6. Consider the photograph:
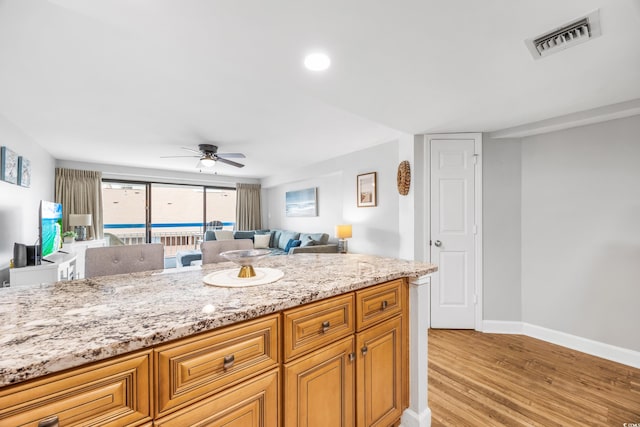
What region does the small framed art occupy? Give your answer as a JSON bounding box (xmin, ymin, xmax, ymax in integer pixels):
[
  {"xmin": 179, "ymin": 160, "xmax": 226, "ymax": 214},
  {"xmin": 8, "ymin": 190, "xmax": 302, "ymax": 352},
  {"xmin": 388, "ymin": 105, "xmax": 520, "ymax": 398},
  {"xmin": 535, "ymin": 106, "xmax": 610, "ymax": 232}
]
[
  {"xmin": 18, "ymin": 156, "xmax": 31, "ymax": 187},
  {"xmin": 1, "ymin": 146, "xmax": 19, "ymax": 184},
  {"xmin": 357, "ymin": 172, "xmax": 377, "ymax": 207}
]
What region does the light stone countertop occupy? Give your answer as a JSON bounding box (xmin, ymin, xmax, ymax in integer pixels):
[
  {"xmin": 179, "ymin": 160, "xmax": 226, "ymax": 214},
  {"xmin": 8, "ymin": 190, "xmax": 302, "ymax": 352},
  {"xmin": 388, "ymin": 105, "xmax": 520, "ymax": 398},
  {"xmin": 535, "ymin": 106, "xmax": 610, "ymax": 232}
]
[{"xmin": 0, "ymin": 253, "xmax": 436, "ymax": 387}]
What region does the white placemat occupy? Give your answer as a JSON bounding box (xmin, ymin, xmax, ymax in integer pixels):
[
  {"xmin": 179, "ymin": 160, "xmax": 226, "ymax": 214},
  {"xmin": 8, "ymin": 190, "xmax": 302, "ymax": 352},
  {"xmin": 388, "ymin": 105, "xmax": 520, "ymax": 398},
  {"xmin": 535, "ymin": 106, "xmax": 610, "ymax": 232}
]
[{"xmin": 203, "ymin": 268, "xmax": 284, "ymax": 287}]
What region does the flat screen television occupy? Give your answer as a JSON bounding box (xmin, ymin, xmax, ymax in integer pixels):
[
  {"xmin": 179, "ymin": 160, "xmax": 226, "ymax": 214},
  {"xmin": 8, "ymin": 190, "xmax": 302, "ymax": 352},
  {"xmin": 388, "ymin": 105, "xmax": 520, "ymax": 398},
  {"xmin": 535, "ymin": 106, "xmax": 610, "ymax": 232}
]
[{"xmin": 40, "ymin": 200, "xmax": 63, "ymax": 259}]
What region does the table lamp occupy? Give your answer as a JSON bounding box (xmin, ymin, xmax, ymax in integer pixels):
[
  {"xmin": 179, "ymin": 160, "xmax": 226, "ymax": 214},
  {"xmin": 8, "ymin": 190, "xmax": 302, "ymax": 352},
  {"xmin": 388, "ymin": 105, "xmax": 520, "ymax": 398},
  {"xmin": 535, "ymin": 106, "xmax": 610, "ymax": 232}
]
[
  {"xmin": 335, "ymin": 224, "xmax": 352, "ymax": 254},
  {"xmin": 69, "ymin": 214, "xmax": 92, "ymax": 241}
]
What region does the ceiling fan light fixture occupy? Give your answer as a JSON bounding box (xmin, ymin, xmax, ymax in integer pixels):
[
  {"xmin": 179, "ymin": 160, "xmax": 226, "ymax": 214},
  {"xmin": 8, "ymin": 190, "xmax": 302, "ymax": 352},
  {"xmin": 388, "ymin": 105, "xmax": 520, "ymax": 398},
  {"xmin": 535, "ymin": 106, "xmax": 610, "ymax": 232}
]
[{"xmin": 200, "ymin": 155, "xmax": 216, "ymax": 167}]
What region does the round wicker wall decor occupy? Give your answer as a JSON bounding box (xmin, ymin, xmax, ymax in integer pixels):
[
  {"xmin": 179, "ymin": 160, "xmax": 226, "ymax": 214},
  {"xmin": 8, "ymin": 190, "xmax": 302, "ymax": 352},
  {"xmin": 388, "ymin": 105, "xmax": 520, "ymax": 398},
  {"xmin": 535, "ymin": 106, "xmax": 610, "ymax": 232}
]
[{"xmin": 397, "ymin": 160, "xmax": 411, "ymax": 195}]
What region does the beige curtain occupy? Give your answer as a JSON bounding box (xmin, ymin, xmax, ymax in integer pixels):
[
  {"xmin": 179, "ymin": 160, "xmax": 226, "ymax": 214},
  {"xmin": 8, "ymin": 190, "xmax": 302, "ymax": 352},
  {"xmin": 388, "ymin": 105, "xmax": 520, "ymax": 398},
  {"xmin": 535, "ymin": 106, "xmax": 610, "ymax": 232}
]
[
  {"xmin": 55, "ymin": 168, "xmax": 104, "ymax": 239},
  {"xmin": 235, "ymin": 183, "xmax": 262, "ymax": 231}
]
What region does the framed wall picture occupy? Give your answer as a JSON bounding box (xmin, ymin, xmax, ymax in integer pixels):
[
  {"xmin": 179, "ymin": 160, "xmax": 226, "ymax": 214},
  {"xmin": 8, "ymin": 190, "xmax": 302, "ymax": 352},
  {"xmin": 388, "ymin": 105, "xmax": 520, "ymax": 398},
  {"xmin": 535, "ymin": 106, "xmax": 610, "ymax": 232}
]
[
  {"xmin": 1, "ymin": 146, "xmax": 19, "ymax": 184},
  {"xmin": 285, "ymin": 187, "xmax": 318, "ymax": 217},
  {"xmin": 357, "ymin": 172, "xmax": 377, "ymax": 207},
  {"xmin": 18, "ymin": 156, "xmax": 31, "ymax": 187}
]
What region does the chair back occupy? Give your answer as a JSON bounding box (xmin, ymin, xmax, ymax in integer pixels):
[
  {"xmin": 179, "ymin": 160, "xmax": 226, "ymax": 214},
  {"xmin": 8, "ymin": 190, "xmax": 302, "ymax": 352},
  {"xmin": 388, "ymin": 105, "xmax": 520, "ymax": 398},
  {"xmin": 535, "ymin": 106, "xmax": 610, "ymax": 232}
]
[
  {"xmin": 85, "ymin": 243, "xmax": 164, "ymax": 278},
  {"xmin": 201, "ymin": 239, "xmax": 254, "ymax": 264}
]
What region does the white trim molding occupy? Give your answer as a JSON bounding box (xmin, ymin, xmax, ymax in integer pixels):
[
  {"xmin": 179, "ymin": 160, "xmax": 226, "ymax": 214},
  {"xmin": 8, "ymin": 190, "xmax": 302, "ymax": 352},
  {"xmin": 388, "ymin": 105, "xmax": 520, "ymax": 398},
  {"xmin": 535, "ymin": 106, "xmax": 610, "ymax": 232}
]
[
  {"xmin": 482, "ymin": 320, "xmax": 524, "ymax": 334},
  {"xmin": 402, "ymin": 275, "xmax": 432, "ymax": 427},
  {"xmin": 482, "ymin": 320, "xmax": 640, "ymax": 369}
]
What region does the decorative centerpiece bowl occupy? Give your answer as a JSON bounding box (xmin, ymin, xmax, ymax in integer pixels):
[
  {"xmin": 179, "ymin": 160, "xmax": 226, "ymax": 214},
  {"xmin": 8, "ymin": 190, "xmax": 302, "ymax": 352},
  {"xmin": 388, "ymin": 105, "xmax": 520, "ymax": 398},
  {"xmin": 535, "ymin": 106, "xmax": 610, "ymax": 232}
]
[{"xmin": 220, "ymin": 249, "xmax": 272, "ymax": 278}]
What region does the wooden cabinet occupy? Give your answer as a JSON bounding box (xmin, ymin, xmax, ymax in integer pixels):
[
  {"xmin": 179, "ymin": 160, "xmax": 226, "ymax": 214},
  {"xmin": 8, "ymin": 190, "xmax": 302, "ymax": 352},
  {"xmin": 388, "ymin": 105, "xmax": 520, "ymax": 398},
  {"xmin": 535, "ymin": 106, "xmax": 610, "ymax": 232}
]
[
  {"xmin": 283, "ymin": 281, "xmax": 407, "ymax": 427},
  {"xmin": 0, "ymin": 279, "xmax": 408, "ymax": 427},
  {"xmin": 154, "ymin": 368, "xmax": 279, "ymax": 427},
  {"xmin": 0, "ymin": 350, "xmax": 152, "ymax": 427},
  {"xmin": 154, "ymin": 314, "xmax": 279, "ymax": 418},
  {"xmin": 356, "ymin": 316, "xmax": 403, "ymax": 427},
  {"xmin": 283, "ymin": 337, "xmax": 355, "ymax": 427}
]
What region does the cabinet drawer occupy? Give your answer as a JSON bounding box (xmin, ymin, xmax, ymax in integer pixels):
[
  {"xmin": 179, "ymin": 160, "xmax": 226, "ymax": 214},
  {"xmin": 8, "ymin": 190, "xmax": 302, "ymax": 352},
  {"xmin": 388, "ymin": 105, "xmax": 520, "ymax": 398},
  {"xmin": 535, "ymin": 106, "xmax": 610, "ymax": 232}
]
[
  {"xmin": 154, "ymin": 368, "xmax": 279, "ymax": 427},
  {"xmin": 283, "ymin": 293, "xmax": 354, "ymax": 362},
  {"xmin": 356, "ymin": 279, "xmax": 404, "ymax": 331},
  {"xmin": 0, "ymin": 350, "xmax": 152, "ymax": 427},
  {"xmin": 155, "ymin": 314, "xmax": 279, "ymax": 418}
]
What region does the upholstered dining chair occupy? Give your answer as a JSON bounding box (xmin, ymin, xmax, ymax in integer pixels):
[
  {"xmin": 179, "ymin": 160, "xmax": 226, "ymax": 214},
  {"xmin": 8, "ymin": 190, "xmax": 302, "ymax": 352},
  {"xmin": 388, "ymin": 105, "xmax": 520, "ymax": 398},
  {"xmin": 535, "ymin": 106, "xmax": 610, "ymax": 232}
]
[
  {"xmin": 85, "ymin": 243, "xmax": 164, "ymax": 278},
  {"xmin": 201, "ymin": 239, "xmax": 254, "ymax": 264}
]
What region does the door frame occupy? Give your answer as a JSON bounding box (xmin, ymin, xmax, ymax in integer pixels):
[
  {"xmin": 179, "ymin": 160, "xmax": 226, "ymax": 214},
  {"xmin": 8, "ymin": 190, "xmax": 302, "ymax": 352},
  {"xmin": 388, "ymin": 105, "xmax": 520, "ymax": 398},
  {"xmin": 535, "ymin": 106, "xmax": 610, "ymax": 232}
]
[{"xmin": 423, "ymin": 133, "xmax": 483, "ymax": 331}]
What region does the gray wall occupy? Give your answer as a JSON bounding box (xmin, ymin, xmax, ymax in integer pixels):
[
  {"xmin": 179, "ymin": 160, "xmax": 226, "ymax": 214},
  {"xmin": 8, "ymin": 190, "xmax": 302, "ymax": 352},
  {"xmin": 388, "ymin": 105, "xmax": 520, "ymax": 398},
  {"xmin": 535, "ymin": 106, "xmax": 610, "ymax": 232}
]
[
  {"xmin": 483, "ymin": 137, "xmax": 522, "ymax": 321},
  {"xmin": 0, "ymin": 114, "xmax": 55, "ymax": 284},
  {"xmin": 521, "ymin": 115, "xmax": 640, "ymax": 351}
]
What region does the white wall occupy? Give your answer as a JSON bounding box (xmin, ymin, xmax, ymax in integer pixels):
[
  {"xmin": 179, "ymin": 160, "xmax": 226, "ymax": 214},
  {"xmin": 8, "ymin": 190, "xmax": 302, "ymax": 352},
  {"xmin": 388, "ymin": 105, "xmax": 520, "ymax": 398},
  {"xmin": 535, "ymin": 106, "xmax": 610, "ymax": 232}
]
[
  {"xmin": 263, "ymin": 139, "xmax": 411, "ymax": 258},
  {"xmin": 0, "ymin": 115, "xmax": 55, "ymax": 284},
  {"xmin": 483, "ymin": 137, "xmax": 522, "ymax": 321},
  {"xmin": 521, "ymin": 115, "xmax": 640, "ymax": 352}
]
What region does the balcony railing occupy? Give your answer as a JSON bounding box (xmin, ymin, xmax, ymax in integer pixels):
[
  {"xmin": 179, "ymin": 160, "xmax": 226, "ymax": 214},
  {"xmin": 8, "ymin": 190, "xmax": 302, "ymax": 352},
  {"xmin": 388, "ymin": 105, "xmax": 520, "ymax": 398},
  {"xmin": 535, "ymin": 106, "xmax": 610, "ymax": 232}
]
[{"xmin": 104, "ymin": 222, "xmax": 235, "ymax": 258}]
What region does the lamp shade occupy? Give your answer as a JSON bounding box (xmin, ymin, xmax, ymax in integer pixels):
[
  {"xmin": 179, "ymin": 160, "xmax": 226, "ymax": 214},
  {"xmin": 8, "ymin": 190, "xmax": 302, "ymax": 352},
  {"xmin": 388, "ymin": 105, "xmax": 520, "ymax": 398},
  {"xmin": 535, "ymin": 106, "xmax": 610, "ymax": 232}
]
[
  {"xmin": 69, "ymin": 214, "xmax": 92, "ymax": 227},
  {"xmin": 335, "ymin": 224, "xmax": 352, "ymax": 239}
]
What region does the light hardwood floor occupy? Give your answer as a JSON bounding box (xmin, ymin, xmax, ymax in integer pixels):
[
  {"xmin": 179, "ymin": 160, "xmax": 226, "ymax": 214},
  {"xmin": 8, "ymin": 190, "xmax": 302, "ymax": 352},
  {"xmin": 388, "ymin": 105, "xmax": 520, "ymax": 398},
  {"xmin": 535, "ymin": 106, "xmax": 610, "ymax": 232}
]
[{"xmin": 428, "ymin": 329, "xmax": 640, "ymax": 426}]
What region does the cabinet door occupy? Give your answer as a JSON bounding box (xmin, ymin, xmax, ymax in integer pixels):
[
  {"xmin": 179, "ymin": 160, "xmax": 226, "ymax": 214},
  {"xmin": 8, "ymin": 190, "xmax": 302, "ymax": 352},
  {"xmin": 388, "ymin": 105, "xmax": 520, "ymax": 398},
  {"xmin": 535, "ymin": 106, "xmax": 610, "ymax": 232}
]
[
  {"xmin": 356, "ymin": 316, "xmax": 403, "ymax": 427},
  {"xmin": 154, "ymin": 369, "xmax": 279, "ymax": 427},
  {"xmin": 284, "ymin": 336, "xmax": 355, "ymax": 427}
]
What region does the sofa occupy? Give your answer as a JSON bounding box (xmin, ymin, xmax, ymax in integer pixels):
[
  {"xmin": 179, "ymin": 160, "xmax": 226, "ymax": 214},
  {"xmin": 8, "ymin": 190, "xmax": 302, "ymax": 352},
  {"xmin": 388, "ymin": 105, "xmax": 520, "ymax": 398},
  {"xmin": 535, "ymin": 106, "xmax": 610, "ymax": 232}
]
[{"xmin": 175, "ymin": 229, "xmax": 338, "ymax": 267}]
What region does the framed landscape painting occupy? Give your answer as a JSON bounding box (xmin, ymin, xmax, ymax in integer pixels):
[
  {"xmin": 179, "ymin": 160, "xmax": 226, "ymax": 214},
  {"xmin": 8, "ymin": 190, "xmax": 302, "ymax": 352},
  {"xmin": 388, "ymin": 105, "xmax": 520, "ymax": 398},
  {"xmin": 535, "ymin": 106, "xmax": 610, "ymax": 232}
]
[
  {"xmin": 357, "ymin": 172, "xmax": 377, "ymax": 207},
  {"xmin": 286, "ymin": 187, "xmax": 318, "ymax": 217},
  {"xmin": 1, "ymin": 146, "xmax": 18, "ymax": 184}
]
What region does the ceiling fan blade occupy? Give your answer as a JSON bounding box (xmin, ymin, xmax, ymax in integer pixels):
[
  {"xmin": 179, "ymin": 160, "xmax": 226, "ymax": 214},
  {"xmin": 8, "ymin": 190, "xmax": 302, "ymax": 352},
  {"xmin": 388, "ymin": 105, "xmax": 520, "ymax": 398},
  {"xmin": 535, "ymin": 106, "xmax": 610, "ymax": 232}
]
[
  {"xmin": 160, "ymin": 155, "xmax": 200, "ymax": 158},
  {"xmin": 216, "ymin": 156, "xmax": 245, "ymax": 168},
  {"xmin": 181, "ymin": 147, "xmax": 202, "ymax": 154},
  {"xmin": 217, "ymin": 153, "xmax": 246, "ymax": 159}
]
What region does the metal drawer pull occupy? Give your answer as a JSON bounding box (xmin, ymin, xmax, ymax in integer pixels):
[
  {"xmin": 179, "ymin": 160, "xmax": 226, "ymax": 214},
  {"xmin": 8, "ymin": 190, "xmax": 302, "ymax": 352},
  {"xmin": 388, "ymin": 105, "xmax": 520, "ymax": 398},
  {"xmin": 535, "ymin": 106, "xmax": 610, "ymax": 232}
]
[
  {"xmin": 381, "ymin": 300, "xmax": 388, "ymax": 310},
  {"xmin": 361, "ymin": 346, "xmax": 368, "ymax": 356},
  {"xmin": 38, "ymin": 416, "xmax": 59, "ymax": 427},
  {"xmin": 349, "ymin": 352, "xmax": 356, "ymax": 362},
  {"xmin": 321, "ymin": 321, "xmax": 330, "ymax": 333},
  {"xmin": 223, "ymin": 354, "xmax": 235, "ymax": 370}
]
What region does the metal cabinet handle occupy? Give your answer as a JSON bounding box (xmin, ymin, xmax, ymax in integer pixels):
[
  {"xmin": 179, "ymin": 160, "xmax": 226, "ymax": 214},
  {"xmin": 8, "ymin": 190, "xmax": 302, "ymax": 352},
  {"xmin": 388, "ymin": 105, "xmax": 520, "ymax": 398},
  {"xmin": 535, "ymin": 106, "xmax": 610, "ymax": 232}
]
[
  {"xmin": 434, "ymin": 240, "xmax": 442, "ymax": 247},
  {"xmin": 223, "ymin": 354, "xmax": 235, "ymax": 370},
  {"xmin": 349, "ymin": 352, "xmax": 356, "ymax": 362},
  {"xmin": 381, "ymin": 300, "xmax": 388, "ymax": 310},
  {"xmin": 361, "ymin": 346, "xmax": 368, "ymax": 356},
  {"xmin": 38, "ymin": 416, "xmax": 59, "ymax": 427},
  {"xmin": 321, "ymin": 321, "xmax": 330, "ymax": 333}
]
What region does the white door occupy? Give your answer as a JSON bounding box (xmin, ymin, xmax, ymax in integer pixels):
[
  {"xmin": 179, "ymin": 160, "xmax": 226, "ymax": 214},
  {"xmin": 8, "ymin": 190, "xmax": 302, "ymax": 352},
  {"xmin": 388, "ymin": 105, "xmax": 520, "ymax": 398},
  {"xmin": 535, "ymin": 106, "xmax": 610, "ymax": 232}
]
[{"xmin": 429, "ymin": 135, "xmax": 480, "ymax": 329}]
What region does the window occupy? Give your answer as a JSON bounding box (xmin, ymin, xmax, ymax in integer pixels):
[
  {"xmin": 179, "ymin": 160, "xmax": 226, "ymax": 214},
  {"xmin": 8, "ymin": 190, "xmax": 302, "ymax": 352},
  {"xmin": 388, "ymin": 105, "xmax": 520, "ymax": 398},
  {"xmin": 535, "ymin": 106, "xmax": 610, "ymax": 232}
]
[{"xmin": 102, "ymin": 180, "xmax": 236, "ymax": 259}]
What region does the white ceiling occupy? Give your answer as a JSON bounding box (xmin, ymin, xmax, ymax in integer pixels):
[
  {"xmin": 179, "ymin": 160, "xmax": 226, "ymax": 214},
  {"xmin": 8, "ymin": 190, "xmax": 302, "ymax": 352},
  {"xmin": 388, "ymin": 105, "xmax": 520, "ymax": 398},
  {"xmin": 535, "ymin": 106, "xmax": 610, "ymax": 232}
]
[{"xmin": 1, "ymin": 0, "xmax": 639, "ymax": 178}]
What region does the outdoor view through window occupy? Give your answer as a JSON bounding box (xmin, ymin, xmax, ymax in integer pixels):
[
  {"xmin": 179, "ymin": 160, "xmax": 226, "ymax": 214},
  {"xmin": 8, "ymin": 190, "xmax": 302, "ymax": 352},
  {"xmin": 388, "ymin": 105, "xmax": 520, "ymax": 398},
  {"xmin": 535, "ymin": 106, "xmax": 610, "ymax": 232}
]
[{"xmin": 102, "ymin": 182, "xmax": 236, "ymax": 257}]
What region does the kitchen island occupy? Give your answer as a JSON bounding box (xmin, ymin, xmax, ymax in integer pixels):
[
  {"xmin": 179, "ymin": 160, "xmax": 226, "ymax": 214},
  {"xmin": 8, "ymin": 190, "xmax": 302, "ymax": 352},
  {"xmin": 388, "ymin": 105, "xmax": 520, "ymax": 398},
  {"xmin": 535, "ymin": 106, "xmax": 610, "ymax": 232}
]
[{"xmin": 0, "ymin": 253, "xmax": 436, "ymax": 426}]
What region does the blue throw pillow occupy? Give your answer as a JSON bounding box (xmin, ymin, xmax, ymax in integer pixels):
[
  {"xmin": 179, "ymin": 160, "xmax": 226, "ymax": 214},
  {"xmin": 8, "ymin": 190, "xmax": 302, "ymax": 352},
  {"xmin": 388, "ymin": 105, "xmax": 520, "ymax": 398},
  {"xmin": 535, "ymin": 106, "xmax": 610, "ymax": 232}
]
[
  {"xmin": 284, "ymin": 239, "xmax": 302, "ymax": 253},
  {"xmin": 204, "ymin": 230, "xmax": 216, "ymax": 241}
]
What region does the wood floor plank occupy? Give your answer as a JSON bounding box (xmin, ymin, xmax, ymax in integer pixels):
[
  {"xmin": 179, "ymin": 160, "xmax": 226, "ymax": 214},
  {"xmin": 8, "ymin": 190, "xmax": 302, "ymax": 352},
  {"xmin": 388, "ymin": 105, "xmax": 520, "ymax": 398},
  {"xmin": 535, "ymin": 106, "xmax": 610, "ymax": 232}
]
[{"xmin": 428, "ymin": 330, "xmax": 640, "ymax": 427}]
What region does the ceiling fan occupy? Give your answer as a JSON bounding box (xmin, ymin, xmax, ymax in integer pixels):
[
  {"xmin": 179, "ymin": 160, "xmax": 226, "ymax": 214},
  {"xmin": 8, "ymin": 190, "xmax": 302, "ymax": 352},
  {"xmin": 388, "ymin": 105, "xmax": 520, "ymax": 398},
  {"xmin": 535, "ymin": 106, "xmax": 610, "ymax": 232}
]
[{"xmin": 161, "ymin": 144, "xmax": 245, "ymax": 168}]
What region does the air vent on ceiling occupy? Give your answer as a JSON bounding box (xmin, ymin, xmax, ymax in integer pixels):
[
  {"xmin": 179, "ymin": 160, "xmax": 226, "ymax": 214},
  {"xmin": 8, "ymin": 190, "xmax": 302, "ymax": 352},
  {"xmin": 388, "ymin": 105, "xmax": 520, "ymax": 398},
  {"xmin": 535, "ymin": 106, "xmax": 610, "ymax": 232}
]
[{"xmin": 525, "ymin": 10, "xmax": 601, "ymax": 60}]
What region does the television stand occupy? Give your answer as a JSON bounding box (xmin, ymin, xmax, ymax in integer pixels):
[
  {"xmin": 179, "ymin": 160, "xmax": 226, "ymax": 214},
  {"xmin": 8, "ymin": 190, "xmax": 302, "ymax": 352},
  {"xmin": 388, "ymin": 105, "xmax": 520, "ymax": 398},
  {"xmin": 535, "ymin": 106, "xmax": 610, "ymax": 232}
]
[{"xmin": 9, "ymin": 252, "xmax": 77, "ymax": 286}]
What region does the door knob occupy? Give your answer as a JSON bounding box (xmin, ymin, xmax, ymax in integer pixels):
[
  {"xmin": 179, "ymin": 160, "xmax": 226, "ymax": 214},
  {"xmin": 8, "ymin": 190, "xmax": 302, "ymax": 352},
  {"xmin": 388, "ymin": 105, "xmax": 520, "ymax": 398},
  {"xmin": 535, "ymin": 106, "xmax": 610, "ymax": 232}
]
[{"xmin": 434, "ymin": 240, "xmax": 442, "ymax": 247}]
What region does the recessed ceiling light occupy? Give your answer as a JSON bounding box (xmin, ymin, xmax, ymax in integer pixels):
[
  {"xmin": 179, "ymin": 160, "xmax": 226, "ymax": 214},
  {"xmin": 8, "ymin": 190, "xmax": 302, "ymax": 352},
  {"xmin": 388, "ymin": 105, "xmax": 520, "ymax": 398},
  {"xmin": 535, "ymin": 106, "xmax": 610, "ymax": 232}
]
[{"xmin": 304, "ymin": 53, "xmax": 331, "ymax": 71}]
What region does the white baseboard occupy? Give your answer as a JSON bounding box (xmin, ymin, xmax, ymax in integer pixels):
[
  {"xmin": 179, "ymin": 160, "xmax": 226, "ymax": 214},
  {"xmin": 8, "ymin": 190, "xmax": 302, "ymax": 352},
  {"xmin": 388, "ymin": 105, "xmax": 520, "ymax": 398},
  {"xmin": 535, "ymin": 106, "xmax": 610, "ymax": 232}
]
[
  {"xmin": 482, "ymin": 320, "xmax": 640, "ymax": 369},
  {"xmin": 481, "ymin": 320, "xmax": 523, "ymax": 334}
]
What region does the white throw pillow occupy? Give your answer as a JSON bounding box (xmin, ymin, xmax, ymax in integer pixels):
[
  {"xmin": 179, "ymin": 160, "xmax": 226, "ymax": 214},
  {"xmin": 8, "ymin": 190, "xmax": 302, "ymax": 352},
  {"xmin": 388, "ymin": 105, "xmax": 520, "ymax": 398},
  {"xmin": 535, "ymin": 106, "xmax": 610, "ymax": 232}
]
[
  {"xmin": 254, "ymin": 234, "xmax": 271, "ymax": 249},
  {"xmin": 214, "ymin": 230, "xmax": 234, "ymax": 240}
]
